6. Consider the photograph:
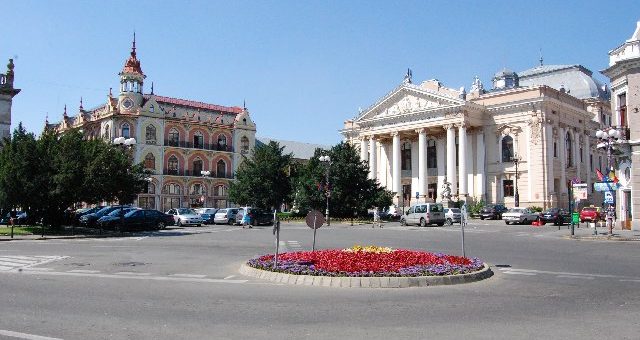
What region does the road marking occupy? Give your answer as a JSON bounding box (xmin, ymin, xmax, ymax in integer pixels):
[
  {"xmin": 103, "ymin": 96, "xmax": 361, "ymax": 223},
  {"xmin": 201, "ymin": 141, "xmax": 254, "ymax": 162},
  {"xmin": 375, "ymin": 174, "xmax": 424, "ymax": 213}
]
[
  {"xmin": 619, "ymin": 279, "xmax": 640, "ymax": 283},
  {"xmin": 557, "ymin": 275, "xmax": 595, "ymax": 280},
  {"xmin": 25, "ymin": 267, "xmax": 53, "ymax": 271},
  {"xmin": 497, "ymin": 267, "xmax": 638, "ymax": 280},
  {"xmin": 0, "ymin": 256, "xmax": 68, "ymax": 271},
  {"xmin": 4, "ymin": 270, "xmax": 247, "ymax": 284},
  {"xmin": 67, "ymin": 270, "xmax": 100, "ymax": 274},
  {"xmin": 503, "ymin": 271, "xmax": 537, "ymax": 276},
  {"xmin": 170, "ymin": 274, "xmax": 207, "ymax": 278},
  {"xmin": 114, "ymin": 272, "xmax": 152, "ymax": 276},
  {"xmin": 0, "ymin": 329, "xmax": 63, "ymax": 340},
  {"xmin": 223, "ymin": 275, "xmax": 236, "ymax": 280}
]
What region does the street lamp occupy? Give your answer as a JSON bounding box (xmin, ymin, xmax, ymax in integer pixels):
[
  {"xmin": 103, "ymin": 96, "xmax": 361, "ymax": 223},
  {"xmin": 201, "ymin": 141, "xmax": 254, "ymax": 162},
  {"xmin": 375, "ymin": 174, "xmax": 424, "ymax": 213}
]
[
  {"xmin": 319, "ymin": 155, "xmax": 332, "ymax": 226},
  {"xmin": 596, "ymin": 127, "xmax": 621, "ymax": 235},
  {"xmin": 113, "ymin": 137, "xmax": 136, "ymax": 232},
  {"xmin": 512, "ymin": 153, "xmax": 520, "ymax": 207}
]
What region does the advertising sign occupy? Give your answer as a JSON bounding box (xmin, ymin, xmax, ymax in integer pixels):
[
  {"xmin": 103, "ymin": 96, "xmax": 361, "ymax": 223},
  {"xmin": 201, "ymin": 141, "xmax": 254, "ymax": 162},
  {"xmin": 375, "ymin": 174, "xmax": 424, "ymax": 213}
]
[
  {"xmin": 594, "ymin": 182, "xmax": 620, "ymax": 192},
  {"xmin": 572, "ymin": 183, "xmax": 587, "ymax": 200}
]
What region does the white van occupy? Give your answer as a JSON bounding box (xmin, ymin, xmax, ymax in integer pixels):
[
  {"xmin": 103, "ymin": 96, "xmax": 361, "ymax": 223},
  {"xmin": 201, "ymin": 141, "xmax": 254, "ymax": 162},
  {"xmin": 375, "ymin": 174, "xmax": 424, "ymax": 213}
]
[{"xmin": 400, "ymin": 203, "xmax": 446, "ymax": 227}]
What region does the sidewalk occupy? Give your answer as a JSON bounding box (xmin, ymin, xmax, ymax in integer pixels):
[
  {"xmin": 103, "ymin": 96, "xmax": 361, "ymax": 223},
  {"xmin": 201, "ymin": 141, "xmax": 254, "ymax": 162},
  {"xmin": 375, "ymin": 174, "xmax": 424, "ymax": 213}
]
[
  {"xmin": 0, "ymin": 226, "xmax": 127, "ymax": 241},
  {"xmin": 553, "ymin": 223, "xmax": 640, "ymax": 241}
]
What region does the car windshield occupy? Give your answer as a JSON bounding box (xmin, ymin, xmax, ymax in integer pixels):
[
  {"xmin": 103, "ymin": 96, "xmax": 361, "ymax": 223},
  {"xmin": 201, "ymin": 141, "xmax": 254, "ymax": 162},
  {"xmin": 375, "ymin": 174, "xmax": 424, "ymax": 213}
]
[
  {"xmin": 177, "ymin": 208, "xmax": 196, "ymax": 215},
  {"xmin": 450, "ymin": 208, "xmax": 461, "ymax": 213},
  {"xmin": 509, "ymin": 208, "xmax": 526, "ymax": 213},
  {"xmin": 582, "ymin": 207, "xmax": 597, "ymax": 212},
  {"xmin": 217, "ymin": 209, "xmax": 227, "ymax": 214},
  {"xmin": 107, "ymin": 208, "xmax": 135, "ymax": 216},
  {"xmin": 543, "ymin": 208, "xmax": 559, "ymax": 213}
]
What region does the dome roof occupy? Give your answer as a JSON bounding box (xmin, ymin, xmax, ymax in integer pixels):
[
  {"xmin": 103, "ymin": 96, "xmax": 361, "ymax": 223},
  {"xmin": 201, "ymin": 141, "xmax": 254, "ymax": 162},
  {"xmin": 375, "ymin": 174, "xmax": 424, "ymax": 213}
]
[
  {"xmin": 518, "ymin": 64, "xmax": 609, "ymax": 100},
  {"xmin": 493, "ymin": 68, "xmax": 516, "ymax": 78}
]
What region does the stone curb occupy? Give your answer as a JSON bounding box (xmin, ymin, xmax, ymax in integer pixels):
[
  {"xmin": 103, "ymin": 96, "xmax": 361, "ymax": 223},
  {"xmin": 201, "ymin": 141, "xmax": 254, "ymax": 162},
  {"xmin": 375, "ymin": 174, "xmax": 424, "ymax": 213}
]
[
  {"xmin": 564, "ymin": 235, "xmax": 640, "ymax": 242},
  {"xmin": 239, "ymin": 263, "xmax": 493, "ymax": 288}
]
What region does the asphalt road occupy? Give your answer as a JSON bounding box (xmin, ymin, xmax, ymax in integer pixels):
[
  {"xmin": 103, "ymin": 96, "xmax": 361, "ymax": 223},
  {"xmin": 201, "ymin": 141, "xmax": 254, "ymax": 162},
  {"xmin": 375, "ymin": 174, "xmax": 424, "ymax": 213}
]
[{"xmin": 0, "ymin": 220, "xmax": 639, "ymax": 339}]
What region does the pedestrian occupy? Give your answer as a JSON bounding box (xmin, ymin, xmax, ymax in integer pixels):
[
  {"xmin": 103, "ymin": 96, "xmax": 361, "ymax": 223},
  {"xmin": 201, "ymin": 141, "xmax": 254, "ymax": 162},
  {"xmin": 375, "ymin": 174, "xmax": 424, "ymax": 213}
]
[{"xmin": 373, "ymin": 207, "xmax": 382, "ymax": 228}]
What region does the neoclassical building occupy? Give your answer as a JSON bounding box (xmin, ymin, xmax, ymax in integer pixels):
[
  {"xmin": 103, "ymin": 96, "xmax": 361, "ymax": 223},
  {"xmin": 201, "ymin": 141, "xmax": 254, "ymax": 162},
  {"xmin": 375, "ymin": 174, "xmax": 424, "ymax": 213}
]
[
  {"xmin": 342, "ymin": 65, "xmax": 611, "ymax": 210},
  {"xmin": 602, "ymin": 21, "xmax": 640, "ymax": 230},
  {"xmin": 0, "ymin": 59, "xmax": 19, "ymax": 141},
  {"xmin": 51, "ymin": 38, "xmax": 256, "ymax": 210}
]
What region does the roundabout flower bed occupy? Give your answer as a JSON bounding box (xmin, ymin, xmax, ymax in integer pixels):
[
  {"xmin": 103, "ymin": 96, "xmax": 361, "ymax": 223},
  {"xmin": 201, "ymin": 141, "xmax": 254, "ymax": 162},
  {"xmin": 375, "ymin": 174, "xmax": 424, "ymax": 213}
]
[{"xmin": 246, "ymin": 245, "xmax": 484, "ymax": 277}]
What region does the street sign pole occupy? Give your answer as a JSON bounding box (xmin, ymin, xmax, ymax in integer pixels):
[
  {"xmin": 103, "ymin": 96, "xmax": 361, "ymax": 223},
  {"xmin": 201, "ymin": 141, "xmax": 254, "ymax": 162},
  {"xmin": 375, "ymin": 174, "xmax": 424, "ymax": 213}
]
[
  {"xmin": 273, "ymin": 210, "xmax": 280, "ymax": 269},
  {"xmin": 460, "ymin": 204, "xmax": 467, "ymax": 258},
  {"xmin": 312, "ymin": 215, "xmax": 317, "ymax": 251}
]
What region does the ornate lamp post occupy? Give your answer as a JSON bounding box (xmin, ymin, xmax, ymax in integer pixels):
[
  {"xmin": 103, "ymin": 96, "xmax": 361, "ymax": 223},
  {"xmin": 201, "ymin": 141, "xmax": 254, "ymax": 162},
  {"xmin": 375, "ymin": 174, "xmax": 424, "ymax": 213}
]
[
  {"xmin": 595, "ymin": 128, "xmax": 621, "ymax": 235},
  {"xmin": 113, "ymin": 137, "xmax": 136, "ymax": 232},
  {"xmin": 512, "ymin": 153, "xmax": 520, "ymax": 207},
  {"xmin": 319, "ymin": 155, "xmax": 332, "ymax": 226}
]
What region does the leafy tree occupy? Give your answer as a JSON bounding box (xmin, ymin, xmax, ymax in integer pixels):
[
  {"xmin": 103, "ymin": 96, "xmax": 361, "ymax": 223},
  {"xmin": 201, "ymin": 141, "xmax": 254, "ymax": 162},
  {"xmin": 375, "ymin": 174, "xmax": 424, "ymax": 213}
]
[
  {"xmin": 229, "ymin": 141, "xmax": 293, "ymax": 210},
  {"xmin": 294, "ymin": 142, "xmax": 393, "ymax": 218}
]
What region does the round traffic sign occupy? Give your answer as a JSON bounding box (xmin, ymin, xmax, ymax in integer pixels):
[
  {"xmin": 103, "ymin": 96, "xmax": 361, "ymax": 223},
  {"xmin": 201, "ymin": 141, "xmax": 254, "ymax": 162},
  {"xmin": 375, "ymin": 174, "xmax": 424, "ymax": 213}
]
[{"xmin": 305, "ymin": 210, "xmax": 325, "ymax": 229}]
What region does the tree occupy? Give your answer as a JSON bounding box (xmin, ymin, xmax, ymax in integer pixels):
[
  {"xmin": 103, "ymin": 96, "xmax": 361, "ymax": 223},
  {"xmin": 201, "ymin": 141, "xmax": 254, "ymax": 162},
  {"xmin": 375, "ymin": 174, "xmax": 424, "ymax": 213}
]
[
  {"xmin": 294, "ymin": 142, "xmax": 393, "ymax": 218},
  {"xmin": 229, "ymin": 141, "xmax": 293, "ymax": 210}
]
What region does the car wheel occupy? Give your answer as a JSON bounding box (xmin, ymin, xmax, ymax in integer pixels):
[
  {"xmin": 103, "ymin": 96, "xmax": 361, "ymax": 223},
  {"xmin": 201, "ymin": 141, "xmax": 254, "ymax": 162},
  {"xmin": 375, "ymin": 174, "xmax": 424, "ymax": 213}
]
[
  {"xmin": 445, "ymin": 218, "xmax": 453, "ymax": 226},
  {"xmin": 177, "ymin": 220, "xmax": 182, "ymax": 227},
  {"xmin": 400, "ymin": 219, "xmax": 406, "ymax": 226},
  {"xmin": 437, "ymin": 222, "xmax": 444, "ymax": 226},
  {"xmin": 505, "ymin": 221, "xmax": 511, "ymax": 225},
  {"xmin": 419, "ymin": 218, "xmax": 426, "ymax": 227},
  {"xmin": 156, "ymin": 222, "xmax": 166, "ymax": 230},
  {"xmin": 480, "ymin": 216, "xmax": 485, "ymax": 220},
  {"xmin": 196, "ymin": 224, "xmax": 201, "ymax": 227},
  {"xmin": 228, "ymin": 219, "xmax": 233, "ymax": 225}
]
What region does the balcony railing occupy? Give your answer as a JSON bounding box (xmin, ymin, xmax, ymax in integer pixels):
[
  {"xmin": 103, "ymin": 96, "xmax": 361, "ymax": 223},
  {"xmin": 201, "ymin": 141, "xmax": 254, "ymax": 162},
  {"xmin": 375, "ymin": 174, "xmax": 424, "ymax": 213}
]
[
  {"xmin": 164, "ymin": 139, "xmax": 234, "ymax": 152},
  {"xmin": 163, "ymin": 169, "xmax": 234, "ymax": 179}
]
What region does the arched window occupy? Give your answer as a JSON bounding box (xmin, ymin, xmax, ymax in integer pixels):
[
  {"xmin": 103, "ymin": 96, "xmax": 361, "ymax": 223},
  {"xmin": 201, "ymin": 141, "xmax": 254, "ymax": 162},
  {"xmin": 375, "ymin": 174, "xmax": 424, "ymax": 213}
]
[
  {"xmin": 501, "ymin": 135, "xmax": 514, "ymax": 162},
  {"xmin": 104, "ymin": 124, "xmax": 110, "ymax": 140},
  {"xmin": 168, "ymin": 155, "xmax": 179, "ymax": 175},
  {"xmin": 401, "ymin": 142, "xmax": 411, "ymax": 171},
  {"xmin": 241, "ymin": 136, "xmax": 250, "ymax": 154},
  {"xmin": 146, "ymin": 125, "xmax": 156, "ymax": 143},
  {"xmin": 163, "ymin": 183, "xmax": 181, "ymax": 195},
  {"xmin": 144, "ymin": 153, "xmax": 155, "ymax": 170},
  {"xmin": 217, "ymin": 134, "xmax": 227, "ymax": 150},
  {"xmin": 215, "ymin": 185, "xmax": 227, "ymax": 196},
  {"xmin": 566, "ymin": 132, "xmax": 573, "ymax": 167},
  {"xmin": 217, "ymin": 160, "xmax": 226, "ymax": 178},
  {"xmin": 149, "ymin": 105, "xmax": 154, "ymax": 113},
  {"xmin": 190, "ymin": 183, "xmax": 204, "ymax": 195},
  {"xmin": 144, "ymin": 182, "xmax": 156, "ymax": 194},
  {"xmin": 192, "ymin": 158, "xmax": 203, "ymax": 176},
  {"xmin": 121, "ymin": 123, "xmax": 130, "ymax": 138},
  {"xmin": 427, "ymin": 139, "xmax": 437, "ymax": 168},
  {"xmin": 168, "ymin": 128, "xmax": 180, "ymax": 147},
  {"xmin": 194, "ymin": 131, "xmax": 204, "ymax": 149}
]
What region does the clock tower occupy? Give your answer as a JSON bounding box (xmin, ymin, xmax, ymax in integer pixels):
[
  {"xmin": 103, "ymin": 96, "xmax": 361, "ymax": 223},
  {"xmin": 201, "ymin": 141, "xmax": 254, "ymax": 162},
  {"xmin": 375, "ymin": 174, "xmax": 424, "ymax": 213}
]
[{"xmin": 118, "ymin": 33, "xmax": 145, "ymax": 112}]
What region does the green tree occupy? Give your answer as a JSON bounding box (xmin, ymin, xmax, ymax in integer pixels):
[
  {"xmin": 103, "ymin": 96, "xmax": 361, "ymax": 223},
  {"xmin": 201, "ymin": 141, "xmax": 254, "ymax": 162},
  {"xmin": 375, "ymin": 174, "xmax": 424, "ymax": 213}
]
[
  {"xmin": 294, "ymin": 142, "xmax": 393, "ymax": 218},
  {"xmin": 229, "ymin": 141, "xmax": 293, "ymax": 210}
]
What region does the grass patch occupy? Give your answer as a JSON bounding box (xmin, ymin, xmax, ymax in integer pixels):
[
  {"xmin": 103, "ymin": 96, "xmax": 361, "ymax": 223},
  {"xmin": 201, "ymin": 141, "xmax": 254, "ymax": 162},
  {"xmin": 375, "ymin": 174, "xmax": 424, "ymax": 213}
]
[{"xmin": 0, "ymin": 226, "xmax": 42, "ymax": 236}]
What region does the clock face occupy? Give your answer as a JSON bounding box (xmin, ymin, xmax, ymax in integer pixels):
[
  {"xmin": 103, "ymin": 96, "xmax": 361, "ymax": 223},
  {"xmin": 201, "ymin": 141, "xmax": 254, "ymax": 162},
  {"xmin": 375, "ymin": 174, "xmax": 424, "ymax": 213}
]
[{"xmin": 122, "ymin": 98, "xmax": 134, "ymax": 110}]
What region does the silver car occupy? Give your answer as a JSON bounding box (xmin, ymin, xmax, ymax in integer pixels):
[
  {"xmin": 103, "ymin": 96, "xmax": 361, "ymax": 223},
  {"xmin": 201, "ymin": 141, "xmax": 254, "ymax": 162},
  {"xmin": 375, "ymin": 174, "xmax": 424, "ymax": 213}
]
[
  {"xmin": 214, "ymin": 208, "xmax": 239, "ymax": 225},
  {"xmin": 165, "ymin": 208, "xmax": 203, "ymax": 227},
  {"xmin": 444, "ymin": 208, "xmax": 462, "ymax": 225}
]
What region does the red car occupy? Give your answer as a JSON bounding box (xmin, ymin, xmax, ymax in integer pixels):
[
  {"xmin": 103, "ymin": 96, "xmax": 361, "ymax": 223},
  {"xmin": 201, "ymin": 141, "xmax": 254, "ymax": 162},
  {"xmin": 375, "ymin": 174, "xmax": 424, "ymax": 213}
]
[{"xmin": 579, "ymin": 207, "xmax": 603, "ymax": 223}]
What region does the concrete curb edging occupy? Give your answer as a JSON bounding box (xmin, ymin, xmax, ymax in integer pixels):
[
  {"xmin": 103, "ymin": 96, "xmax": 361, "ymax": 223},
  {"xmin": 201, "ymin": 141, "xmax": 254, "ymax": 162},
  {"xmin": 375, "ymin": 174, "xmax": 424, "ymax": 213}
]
[
  {"xmin": 564, "ymin": 235, "xmax": 640, "ymax": 241},
  {"xmin": 239, "ymin": 263, "xmax": 493, "ymax": 288}
]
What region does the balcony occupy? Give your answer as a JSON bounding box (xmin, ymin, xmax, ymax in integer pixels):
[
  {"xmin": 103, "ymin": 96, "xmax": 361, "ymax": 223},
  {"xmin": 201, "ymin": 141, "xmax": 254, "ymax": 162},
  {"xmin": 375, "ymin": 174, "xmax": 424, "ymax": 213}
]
[
  {"xmin": 163, "ymin": 169, "xmax": 234, "ymax": 179},
  {"xmin": 164, "ymin": 139, "xmax": 234, "ymax": 152}
]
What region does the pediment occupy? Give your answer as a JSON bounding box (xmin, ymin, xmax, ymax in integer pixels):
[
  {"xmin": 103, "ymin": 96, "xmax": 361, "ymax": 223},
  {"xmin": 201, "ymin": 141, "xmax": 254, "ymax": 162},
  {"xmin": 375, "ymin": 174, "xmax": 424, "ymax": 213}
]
[{"xmin": 356, "ymin": 85, "xmax": 464, "ymax": 121}]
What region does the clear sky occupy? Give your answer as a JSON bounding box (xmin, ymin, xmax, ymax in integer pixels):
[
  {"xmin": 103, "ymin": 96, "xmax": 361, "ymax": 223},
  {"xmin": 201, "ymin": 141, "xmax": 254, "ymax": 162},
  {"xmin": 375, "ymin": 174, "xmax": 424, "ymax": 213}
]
[{"xmin": 2, "ymin": 1, "xmax": 639, "ymax": 145}]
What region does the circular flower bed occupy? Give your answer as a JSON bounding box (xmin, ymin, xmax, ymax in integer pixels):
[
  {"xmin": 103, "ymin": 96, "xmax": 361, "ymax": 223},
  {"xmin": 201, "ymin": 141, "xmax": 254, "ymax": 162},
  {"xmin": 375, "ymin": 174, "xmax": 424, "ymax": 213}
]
[{"xmin": 247, "ymin": 245, "xmax": 484, "ymax": 277}]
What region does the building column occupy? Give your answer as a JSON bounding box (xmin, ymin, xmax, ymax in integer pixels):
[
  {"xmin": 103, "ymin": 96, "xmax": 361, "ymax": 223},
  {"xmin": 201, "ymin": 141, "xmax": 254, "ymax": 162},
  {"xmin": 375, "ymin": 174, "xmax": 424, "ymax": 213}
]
[
  {"xmin": 392, "ymin": 132, "xmax": 401, "ymax": 198},
  {"xmin": 575, "ymin": 131, "xmax": 581, "ymax": 181},
  {"xmin": 417, "ymin": 128, "xmax": 427, "ymax": 201},
  {"xmin": 369, "ymin": 136, "xmax": 377, "ymax": 180},
  {"xmin": 458, "ymin": 123, "xmax": 468, "ymax": 199},
  {"xmin": 585, "ymin": 134, "xmax": 592, "ymax": 194},
  {"xmin": 559, "ymin": 127, "xmax": 567, "ymax": 194},
  {"xmin": 360, "ymin": 137, "xmax": 369, "ymax": 163},
  {"xmin": 476, "ymin": 131, "xmax": 485, "ymax": 201},
  {"xmin": 445, "ymin": 124, "xmax": 457, "ymax": 194},
  {"xmin": 546, "ymin": 123, "xmax": 555, "ymax": 197},
  {"xmin": 437, "ymin": 137, "xmax": 446, "ymax": 199}
]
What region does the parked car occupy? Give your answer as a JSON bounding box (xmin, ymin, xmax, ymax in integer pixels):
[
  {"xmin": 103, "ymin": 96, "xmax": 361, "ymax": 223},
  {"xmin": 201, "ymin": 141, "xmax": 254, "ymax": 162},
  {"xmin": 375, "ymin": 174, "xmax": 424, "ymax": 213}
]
[
  {"xmin": 503, "ymin": 207, "xmax": 539, "ymax": 225},
  {"xmin": 444, "ymin": 208, "xmax": 462, "ymax": 225},
  {"xmin": 214, "ymin": 208, "xmax": 239, "ymax": 225},
  {"xmin": 72, "ymin": 206, "xmax": 104, "ymax": 225},
  {"xmin": 539, "ymin": 208, "xmax": 571, "ymax": 226},
  {"xmin": 96, "ymin": 207, "xmax": 140, "ymax": 229},
  {"xmin": 580, "ymin": 206, "xmax": 603, "ymax": 223},
  {"xmin": 1, "ymin": 211, "xmax": 28, "ymax": 225},
  {"xmin": 165, "ymin": 208, "xmax": 203, "ymax": 227},
  {"xmin": 99, "ymin": 209, "xmax": 175, "ymax": 231},
  {"xmin": 400, "ymin": 203, "xmax": 445, "ymax": 227},
  {"xmin": 80, "ymin": 205, "xmax": 131, "ymax": 227},
  {"xmin": 195, "ymin": 208, "xmax": 218, "ymax": 224},
  {"xmin": 479, "ymin": 204, "xmax": 508, "ymax": 220},
  {"xmin": 247, "ymin": 208, "xmax": 274, "ymax": 226}
]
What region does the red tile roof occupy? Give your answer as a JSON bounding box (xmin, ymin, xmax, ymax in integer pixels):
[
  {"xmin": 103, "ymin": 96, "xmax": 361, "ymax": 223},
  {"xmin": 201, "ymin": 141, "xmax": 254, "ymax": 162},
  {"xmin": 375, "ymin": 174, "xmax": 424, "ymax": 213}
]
[{"xmin": 149, "ymin": 95, "xmax": 243, "ymax": 114}]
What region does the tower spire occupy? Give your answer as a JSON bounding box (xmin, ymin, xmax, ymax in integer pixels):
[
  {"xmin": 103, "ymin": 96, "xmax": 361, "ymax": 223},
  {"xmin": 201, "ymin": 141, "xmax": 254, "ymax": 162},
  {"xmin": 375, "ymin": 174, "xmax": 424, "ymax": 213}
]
[
  {"xmin": 132, "ymin": 32, "xmax": 136, "ymax": 56},
  {"xmin": 539, "ymin": 48, "xmax": 544, "ymax": 66},
  {"xmin": 79, "ymin": 97, "xmax": 83, "ymax": 110},
  {"xmin": 150, "ymin": 81, "xmax": 154, "ymax": 95}
]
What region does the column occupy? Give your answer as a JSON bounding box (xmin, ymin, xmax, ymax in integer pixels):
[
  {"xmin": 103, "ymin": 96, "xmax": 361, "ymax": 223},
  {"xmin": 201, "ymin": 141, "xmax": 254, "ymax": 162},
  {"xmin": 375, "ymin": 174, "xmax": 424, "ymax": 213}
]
[
  {"xmin": 360, "ymin": 137, "xmax": 369, "ymax": 163},
  {"xmin": 392, "ymin": 132, "xmax": 401, "ymax": 197},
  {"xmin": 559, "ymin": 127, "xmax": 566, "ymax": 194},
  {"xmin": 585, "ymin": 134, "xmax": 591, "ymax": 194},
  {"xmin": 546, "ymin": 123, "xmax": 555, "ymax": 195},
  {"xmin": 458, "ymin": 123, "xmax": 468, "ymax": 198},
  {"xmin": 574, "ymin": 132, "xmax": 581, "ymax": 180},
  {"xmin": 445, "ymin": 124, "xmax": 457, "ymax": 194},
  {"xmin": 369, "ymin": 137, "xmax": 377, "ymax": 180},
  {"xmin": 476, "ymin": 131, "xmax": 485, "ymax": 200},
  {"xmin": 417, "ymin": 128, "xmax": 427, "ymax": 201},
  {"xmin": 437, "ymin": 138, "xmax": 446, "ymax": 198}
]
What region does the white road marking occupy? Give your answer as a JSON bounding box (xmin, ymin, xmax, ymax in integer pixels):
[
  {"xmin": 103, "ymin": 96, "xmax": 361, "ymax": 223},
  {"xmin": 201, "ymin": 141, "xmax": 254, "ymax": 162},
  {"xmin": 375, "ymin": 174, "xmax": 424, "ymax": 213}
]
[
  {"xmin": 223, "ymin": 275, "xmax": 236, "ymax": 280},
  {"xmin": 557, "ymin": 275, "xmax": 595, "ymax": 280},
  {"xmin": 67, "ymin": 270, "xmax": 100, "ymax": 273},
  {"xmin": 619, "ymin": 279, "xmax": 640, "ymax": 283},
  {"xmin": 0, "ymin": 329, "xmax": 63, "ymax": 340},
  {"xmin": 497, "ymin": 267, "xmax": 638, "ymax": 280},
  {"xmin": 3, "ymin": 270, "xmax": 247, "ymax": 284},
  {"xmin": 114, "ymin": 272, "xmax": 152, "ymax": 276},
  {"xmin": 0, "ymin": 256, "xmax": 68, "ymax": 271},
  {"xmin": 24, "ymin": 267, "xmax": 53, "ymax": 271},
  {"xmin": 503, "ymin": 271, "xmax": 537, "ymax": 276},
  {"xmin": 170, "ymin": 274, "xmax": 207, "ymax": 278},
  {"xmin": 0, "ymin": 265, "xmax": 12, "ymax": 270}
]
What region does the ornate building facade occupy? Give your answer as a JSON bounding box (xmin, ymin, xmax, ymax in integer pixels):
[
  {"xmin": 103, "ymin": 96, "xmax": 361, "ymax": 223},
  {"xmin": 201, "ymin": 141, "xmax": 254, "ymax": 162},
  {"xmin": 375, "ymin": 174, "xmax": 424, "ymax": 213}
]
[
  {"xmin": 0, "ymin": 59, "xmax": 20, "ymax": 141},
  {"xmin": 52, "ymin": 39, "xmax": 256, "ymax": 211},
  {"xmin": 342, "ymin": 65, "xmax": 611, "ymax": 210},
  {"xmin": 602, "ymin": 21, "xmax": 640, "ymax": 230}
]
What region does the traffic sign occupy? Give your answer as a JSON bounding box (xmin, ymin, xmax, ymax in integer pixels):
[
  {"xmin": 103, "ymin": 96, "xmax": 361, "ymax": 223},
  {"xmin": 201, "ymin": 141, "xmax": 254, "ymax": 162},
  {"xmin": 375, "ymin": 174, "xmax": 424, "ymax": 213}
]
[
  {"xmin": 604, "ymin": 191, "xmax": 614, "ymax": 204},
  {"xmin": 415, "ymin": 191, "xmax": 419, "ymax": 200},
  {"xmin": 572, "ymin": 183, "xmax": 587, "ymax": 200},
  {"xmin": 305, "ymin": 210, "xmax": 325, "ymax": 229}
]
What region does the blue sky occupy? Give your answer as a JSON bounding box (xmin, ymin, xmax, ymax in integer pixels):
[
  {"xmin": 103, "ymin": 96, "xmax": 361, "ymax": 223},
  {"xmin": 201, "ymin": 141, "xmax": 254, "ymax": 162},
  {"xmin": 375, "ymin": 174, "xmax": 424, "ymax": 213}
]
[{"xmin": 2, "ymin": 1, "xmax": 639, "ymax": 145}]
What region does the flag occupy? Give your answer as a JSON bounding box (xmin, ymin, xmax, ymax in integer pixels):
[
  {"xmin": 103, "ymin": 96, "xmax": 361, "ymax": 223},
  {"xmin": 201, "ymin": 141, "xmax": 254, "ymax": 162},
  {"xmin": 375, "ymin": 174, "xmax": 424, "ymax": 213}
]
[
  {"xmin": 609, "ymin": 170, "xmax": 619, "ymax": 184},
  {"xmin": 595, "ymin": 169, "xmax": 605, "ymax": 181}
]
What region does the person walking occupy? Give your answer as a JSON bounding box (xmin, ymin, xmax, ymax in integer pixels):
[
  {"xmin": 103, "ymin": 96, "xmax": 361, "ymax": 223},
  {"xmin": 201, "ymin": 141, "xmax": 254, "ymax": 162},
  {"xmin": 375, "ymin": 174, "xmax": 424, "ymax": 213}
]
[{"xmin": 373, "ymin": 207, "xmax": 382, "ymax": 228}]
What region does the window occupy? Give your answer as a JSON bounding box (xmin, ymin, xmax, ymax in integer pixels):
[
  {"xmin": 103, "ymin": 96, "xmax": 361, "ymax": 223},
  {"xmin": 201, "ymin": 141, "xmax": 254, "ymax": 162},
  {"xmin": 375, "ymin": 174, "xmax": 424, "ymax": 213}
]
[
  {"xmin": 590, "ymin": 155, "xmax": 593, "ymax": 172},
  {"xmin": 144, "ymin": 153, "xmax": 155, "ymax": 170},
  {"xmin": 554, "ymin": 142, "xmax": 558, "ymax": 158},
  {"xmin": 104, "ymin": 124, "xmax": 110, "ymax": 140},
  {"xmin": 138, "ymin": 197, "xmax": 155, "ymax": 209},
  {"xmin": 163, "ymin": 197, "xmax": 181, "ymax": 210},
  {"xmin": 217, "ymin": 160, "xmax": 226, "ymax": 178},
  {"xmin": 501, "ymin": 136, "xmax": 514, "ymax": 162},
  {"xmin": 618, "ymin": 93, "xmax": 627, "ymax": 128},
  {"xmin": 147, "ymin": 182, "xmax": 155, "ymax": 194},
  {"xmin": 503, "ymin": 180, "xmax": 514, "ymax": 197},
  {"xmin": 192, "ymin": 158, "xmax": 203, "ymax": 176},
  {"xmin": 121, "ymin": 123, "xmax": 130, "ymax": 138},
  {"xmin": 427, "ymin": 139, "xmax": 437, "ymax": 168},
  {"xmin": 580, "ymin": 146, "xmax": 583, "ymax": 163},
  {"xmin": 241, "ymin": 136, "xmax": 249, "ymax": 153},
  {"xmin": 565, "ymin": 132, "xmax": 573, "ymax": 167},
  {"xmin": 164, "ymin": 183, "xmax": 181, "ymax": 195},
  {"xmin": 214, "ymin": 185, "xmax": 227, "ymax": 196},
  {"xmin": 169, "ymin": 128, "xmax": 179, "ymax": 147},
  {"xmin": 190, "ymin": 183, "xmax": 204, "ymax": 195},
  {"xmin": 149, "ymin": 105, "xmax": 154, "ymax": 113},
  {"xmin": 168, "ymin": 155, "xmax": 179, "ymax": 175},
  {"xmin": 401, "ymin": 142, "xmax": 411, "ymax": 171},
  {"xmin": 194, "ymin": 132, "xmax": 204, "ymax": 149},
  {"xmin": 146, "ymin": 125, "xmax": 156, "ymax": 143},
  {"xmin": 217, "ymin": 135, "xmax": 227, "ymax": 150}
]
